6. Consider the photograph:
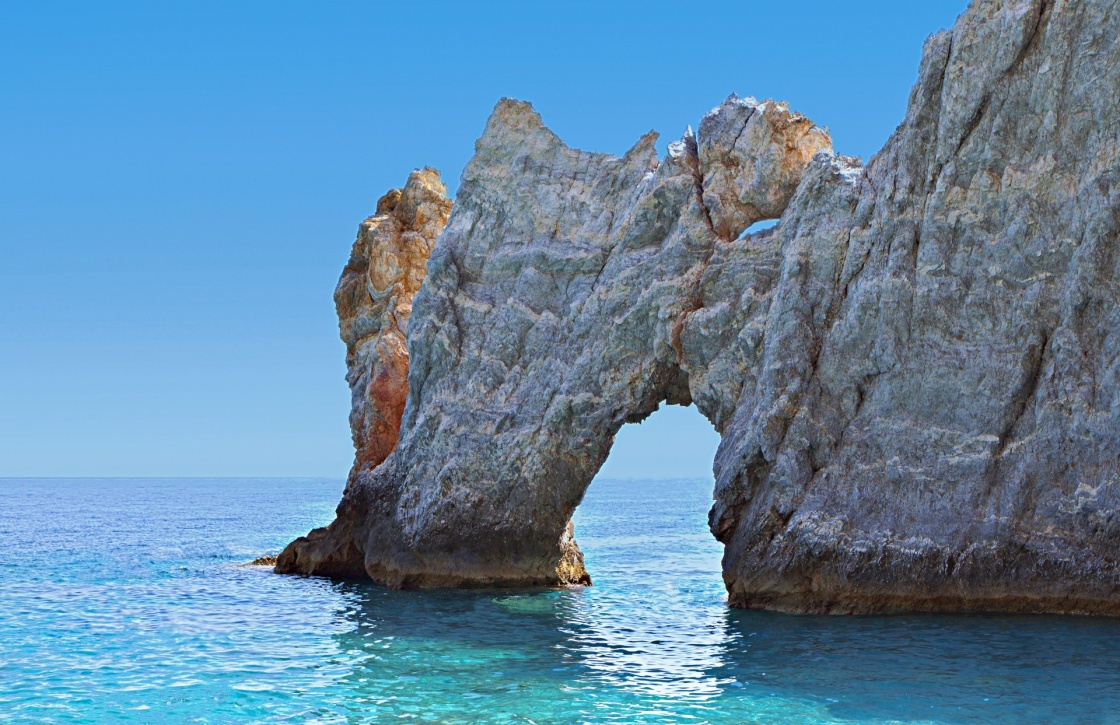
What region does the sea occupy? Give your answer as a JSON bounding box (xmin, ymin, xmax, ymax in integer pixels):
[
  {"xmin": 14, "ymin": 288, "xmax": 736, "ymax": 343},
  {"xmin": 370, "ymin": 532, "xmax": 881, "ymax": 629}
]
[{"xmin": 2, "ymin": 476, "xmax": 1119, "ymax": 724}]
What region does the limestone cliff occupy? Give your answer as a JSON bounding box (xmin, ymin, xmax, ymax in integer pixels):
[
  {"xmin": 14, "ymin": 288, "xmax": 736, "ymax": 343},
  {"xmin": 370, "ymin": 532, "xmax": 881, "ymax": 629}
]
[{"xmin": 280, "ymin": 0, "xmax": 1120, "ymax": 614}]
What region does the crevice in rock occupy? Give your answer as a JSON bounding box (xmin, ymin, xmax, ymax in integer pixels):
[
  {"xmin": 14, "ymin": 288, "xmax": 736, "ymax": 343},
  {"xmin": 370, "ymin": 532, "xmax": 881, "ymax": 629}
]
[
  {"xmin": 683, "ymin": 131, "xmax": 725, "ymax": 242},
  {"xmin": 1008, "ymin": 0, "xmax": 1053, "ymax": 76},
  {"xmin": 996, "ymin": 329, "xmax": 1050, "ymax": 459},
  {"xmin": 670, "ymin": 127, "xmax": 727, "ymax": 372},
  {"xmin": 949, "ymin": 0, "xmax": 1052, "ymax": 166},
  {"xmin": 728, "ymin": 107, "xmax": 757, "ymax": 156},
  {"xmin": 951, "ymin": 93, "xmax": 992, "ymax": 163}
]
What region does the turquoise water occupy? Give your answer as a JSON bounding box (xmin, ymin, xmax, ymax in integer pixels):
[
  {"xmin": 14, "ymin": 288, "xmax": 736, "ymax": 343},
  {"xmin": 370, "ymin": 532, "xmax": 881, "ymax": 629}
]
[{"xmin": 1, "ymin": 477, "xmax": 1119, "ymax": 724}]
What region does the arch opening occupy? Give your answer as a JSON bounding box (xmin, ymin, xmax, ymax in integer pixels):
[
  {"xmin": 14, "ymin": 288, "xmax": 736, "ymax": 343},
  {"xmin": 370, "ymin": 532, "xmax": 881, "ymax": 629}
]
[{"xmin": 572, "ymin": 403, "xmax": 723, "ymax": 585}]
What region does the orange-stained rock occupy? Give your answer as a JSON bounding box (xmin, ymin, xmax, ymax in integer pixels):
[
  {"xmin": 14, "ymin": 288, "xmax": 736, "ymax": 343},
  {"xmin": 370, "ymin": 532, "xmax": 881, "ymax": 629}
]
[
  {"xmin": 276, "ymin": 168, "xmax": 451, "ymax": 579},
  {"xmin": 335, "ymin": 168, "xmax": 453, "ymax": 473},
  {"xmin": 696, "ymin": 94, "xmax": 832, "ymax": 240}
]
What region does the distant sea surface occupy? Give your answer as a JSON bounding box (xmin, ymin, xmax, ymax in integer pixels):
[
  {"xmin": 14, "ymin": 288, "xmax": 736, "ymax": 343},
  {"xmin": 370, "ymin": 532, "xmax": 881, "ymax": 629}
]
[{"xmin": 2, "ymin": 477, "xmax": 1120, "ymax": 724}]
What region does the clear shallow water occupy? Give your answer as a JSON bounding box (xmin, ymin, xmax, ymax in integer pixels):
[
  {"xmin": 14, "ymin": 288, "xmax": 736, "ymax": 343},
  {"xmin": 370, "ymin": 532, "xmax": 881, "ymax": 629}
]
[{"xmin": 1, "ymin": 477, "xmax": 1119, "ymax": 724}]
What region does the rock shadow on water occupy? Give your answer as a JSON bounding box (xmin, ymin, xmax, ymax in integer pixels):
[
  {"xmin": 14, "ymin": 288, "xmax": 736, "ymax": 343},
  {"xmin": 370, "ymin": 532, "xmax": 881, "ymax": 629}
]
[{"xmin": 717, "ymin": 609, "xmax": 1120, "ymax": 724}]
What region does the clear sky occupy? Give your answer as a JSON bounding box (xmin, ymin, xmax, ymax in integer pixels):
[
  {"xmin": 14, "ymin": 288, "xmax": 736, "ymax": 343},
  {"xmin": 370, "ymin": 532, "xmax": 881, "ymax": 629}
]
[{"xmin": 1, "ymin": 0, "xmax": 966, "ymax": 478}]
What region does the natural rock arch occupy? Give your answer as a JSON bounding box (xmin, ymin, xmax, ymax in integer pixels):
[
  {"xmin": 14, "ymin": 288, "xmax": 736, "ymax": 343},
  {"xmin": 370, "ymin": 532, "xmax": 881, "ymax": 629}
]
[
  {"xmin": 278, "ymin": 95, "xmax": 828, "ymax": 587},
  {"xmin": 593, "ymin": 402, "xmax": 721, "ymax": 483},
  {"xmin": 281, "ymin": 0, "xmax": 1120, "ymax": 614}
]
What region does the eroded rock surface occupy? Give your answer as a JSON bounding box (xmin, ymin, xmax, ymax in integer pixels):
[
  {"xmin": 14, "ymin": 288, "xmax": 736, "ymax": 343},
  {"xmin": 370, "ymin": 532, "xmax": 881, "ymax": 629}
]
[
  {"xmin": 336, "ymin": 168, "xmax": 453, "ymax": 473},
  {"xmin": 281, "ymin": 0, "xmax": 1120, "ymax": 613},
  {"xmin": 697, "ymin": 95, "xmax": 832, "ymax": 240},
  {"xmin": 277, "ymin": 97, "xmax": 830, "ymax": 585},
  {"xmin": 276, "ymin": 168, "xmax": 451, "ymax": 577}
]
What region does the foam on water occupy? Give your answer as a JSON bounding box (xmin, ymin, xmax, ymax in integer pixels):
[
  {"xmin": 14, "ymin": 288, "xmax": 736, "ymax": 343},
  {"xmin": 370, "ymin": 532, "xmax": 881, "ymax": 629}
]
[{"xmin": 1, "ymin": 477, "xmax": 1118, "ymax": 723}]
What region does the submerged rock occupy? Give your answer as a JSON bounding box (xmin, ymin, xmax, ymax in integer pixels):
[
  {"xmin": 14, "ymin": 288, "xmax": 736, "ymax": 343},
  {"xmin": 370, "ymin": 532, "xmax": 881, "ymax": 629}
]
[{"xmin": 280, "ymin": 0, "xmax": 1120, "ymax": 613}]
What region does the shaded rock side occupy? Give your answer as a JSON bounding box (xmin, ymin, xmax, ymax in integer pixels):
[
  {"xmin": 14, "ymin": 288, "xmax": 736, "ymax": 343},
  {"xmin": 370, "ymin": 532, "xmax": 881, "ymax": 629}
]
[
  {"xmin": 698, "ymin": 0, "xmax": 1120, "ymax": 613},
  {"xmin": 282, "ymin": 0, "xmax": 1120, "ymax": 614}
]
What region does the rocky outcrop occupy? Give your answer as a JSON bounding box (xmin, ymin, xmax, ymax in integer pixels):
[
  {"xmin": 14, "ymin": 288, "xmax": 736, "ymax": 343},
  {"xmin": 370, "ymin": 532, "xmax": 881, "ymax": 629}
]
[
  {"xmin": 276, "ymin": 168, "xmax": 451, "ymax": 578},
  {"xmin": 696, "ymin": 96, "xmax": 832, "ymax": 240},
  {"xmin": 277, "ymin": 96, "xmax": 830, "ymax": 586},
  {"xmin": 280, "ymin": 0, "xmax": 1120, "ymax": 614},
  {"xmin": 335, "ymin": 168, "xmax": 453, "ymax": 473}
]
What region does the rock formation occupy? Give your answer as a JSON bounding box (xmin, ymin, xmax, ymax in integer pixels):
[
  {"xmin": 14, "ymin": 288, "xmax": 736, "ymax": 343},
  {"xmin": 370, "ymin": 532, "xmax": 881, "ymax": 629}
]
[
  {"xmin": 280, "ymin": 0, "xmax": 1120, "ymax": 614},
  {"xmin": 276, "ymin": 168, "xmax": 452, "ymax": 577},
  {"xmin": 335, "ymin": 168, "xmax": 453, "ymax": 476}
]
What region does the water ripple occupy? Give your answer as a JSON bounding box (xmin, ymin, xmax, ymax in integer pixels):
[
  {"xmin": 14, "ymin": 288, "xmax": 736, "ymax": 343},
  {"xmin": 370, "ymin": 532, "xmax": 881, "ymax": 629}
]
[{"xmin": 1, "ymin": 477, "xmax": 1119, "ymax": 723}]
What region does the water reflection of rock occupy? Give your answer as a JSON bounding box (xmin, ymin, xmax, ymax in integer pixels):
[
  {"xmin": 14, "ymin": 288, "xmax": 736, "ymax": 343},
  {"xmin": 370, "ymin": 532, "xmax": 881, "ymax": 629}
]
[
  {"xmin": 322, "ymin": 579, "xmax": 1120, "ymax": 723},
  {"xmin": 324, "ymin": 581, "xmax": 737, "ymax": 719},
  {"xmin": 716, "ymin": 610, "xmax": 1120, "ymax": 724}
]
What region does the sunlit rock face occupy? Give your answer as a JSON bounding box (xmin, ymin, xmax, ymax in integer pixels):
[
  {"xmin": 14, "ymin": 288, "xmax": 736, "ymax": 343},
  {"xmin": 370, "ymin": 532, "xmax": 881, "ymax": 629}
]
[
  {"xmin": 336, "ymin": 168, "xmax": 453, "ymax": 473},
  {"xmin": 276, "ymin": 168, "xmax": 451, "ymax": 578},
  {"xmin": 696, "ymin": 94, "xmax": 832, "ymax": 240},
  {"xmin": 281, "ymin": 0, "xmax": 1120, "ymax": 613}
]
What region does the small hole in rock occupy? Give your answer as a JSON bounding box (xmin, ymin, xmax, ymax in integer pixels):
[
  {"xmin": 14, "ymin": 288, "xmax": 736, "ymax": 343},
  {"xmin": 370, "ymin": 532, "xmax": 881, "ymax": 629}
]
[{"xmin": 737, "ymin": 218, "xmax": 779, "ymax": 239}]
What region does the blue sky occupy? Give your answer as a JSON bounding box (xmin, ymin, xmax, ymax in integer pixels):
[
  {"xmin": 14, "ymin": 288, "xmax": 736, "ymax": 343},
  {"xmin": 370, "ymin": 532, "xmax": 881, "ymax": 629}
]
[{"xmin": 1, "ymin": 1, "xmax": 966, "ymax": 478}]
